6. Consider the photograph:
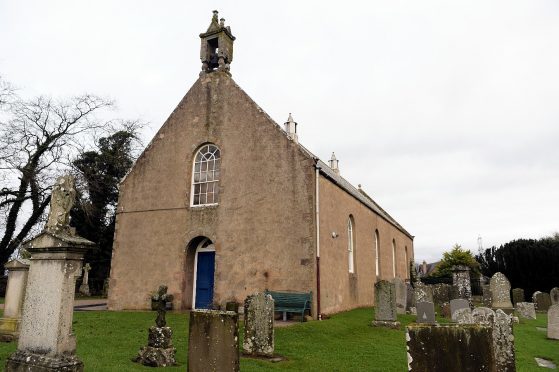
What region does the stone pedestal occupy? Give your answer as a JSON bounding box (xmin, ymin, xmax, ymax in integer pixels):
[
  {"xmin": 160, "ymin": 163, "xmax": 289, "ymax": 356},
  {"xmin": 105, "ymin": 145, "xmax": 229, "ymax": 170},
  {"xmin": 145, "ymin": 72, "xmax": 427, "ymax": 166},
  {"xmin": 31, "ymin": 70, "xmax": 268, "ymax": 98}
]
[
  {"xmin": 5, "ymin": 231, "xmax": 94, "ymax": 372},
  {"xmin": 0, "ymin": 259, "xmax": 30, "ymax": 342},
  {"xmin": 188, "ymin": 310, "xmax": 239, "ymax": 372},
  {"xmin": 133, "ymin": 326, "xmax": 177, "ymax": 367},
  {"xmin": 243, "ymin": 292, "xmax": 274, "ymax": 357}
]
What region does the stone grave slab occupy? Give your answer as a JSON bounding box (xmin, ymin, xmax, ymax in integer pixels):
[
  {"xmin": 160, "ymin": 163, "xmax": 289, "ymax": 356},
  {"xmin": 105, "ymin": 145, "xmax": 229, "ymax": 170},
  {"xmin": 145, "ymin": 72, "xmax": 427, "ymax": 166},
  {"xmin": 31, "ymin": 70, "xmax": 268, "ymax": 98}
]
[
  {"xmin": 533, "ymin": 291, "xmax": 552, "ymax": 312},
  {"xmin": 416, "ymin": 301, "xmax": 436, "ymax": 323},
  {"xmin": 516, "ymin": 302, "xmax": 536, "ymax": 320},
  {"xmin": 548, "ymin": 304, "xmax": 559, "ymax": 340},
  {"xmin": 511, "ymin": 288, "xmax": 524, "ymax": 306},
  {"xmin": 243, "ymin": 292, "xmax": 275, "ymax": 357},
  {"xmin": 490, "ymin": 272, "xmax": 513, "ymax": 313},
  {"xmin": 551, "ymin": 287, "xmax": 559, "ymax": 305}
]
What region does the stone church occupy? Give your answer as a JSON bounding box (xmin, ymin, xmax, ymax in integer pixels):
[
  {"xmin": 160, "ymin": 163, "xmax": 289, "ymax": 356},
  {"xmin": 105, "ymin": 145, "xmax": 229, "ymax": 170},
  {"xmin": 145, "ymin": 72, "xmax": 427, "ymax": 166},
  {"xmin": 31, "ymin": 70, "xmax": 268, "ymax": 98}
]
[{"xmin": 108, "ymin": 11, "xmax": 414, "ymax": 318}]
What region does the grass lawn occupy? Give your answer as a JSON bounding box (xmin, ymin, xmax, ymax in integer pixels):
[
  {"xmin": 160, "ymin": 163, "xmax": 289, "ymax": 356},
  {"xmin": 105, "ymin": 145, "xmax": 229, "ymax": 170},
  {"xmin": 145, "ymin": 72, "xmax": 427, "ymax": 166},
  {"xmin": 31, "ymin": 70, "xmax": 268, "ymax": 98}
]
[{"xmin": 0, "ymin": 308, "xmax": 556, "ymax": 371}]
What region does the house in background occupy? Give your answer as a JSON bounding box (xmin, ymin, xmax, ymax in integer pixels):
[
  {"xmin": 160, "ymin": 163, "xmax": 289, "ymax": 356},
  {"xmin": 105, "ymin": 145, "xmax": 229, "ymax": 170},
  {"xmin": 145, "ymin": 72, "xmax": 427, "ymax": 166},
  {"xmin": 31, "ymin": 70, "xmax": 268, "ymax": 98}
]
[{"xmin": 108, "ymin": 11, "xmax": 414, "ymax": 318}]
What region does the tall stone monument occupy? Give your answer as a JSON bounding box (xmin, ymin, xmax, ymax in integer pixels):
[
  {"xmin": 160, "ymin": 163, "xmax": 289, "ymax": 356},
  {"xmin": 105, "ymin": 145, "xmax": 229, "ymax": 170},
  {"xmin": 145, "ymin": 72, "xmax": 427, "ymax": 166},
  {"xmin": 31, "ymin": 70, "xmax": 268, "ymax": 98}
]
[
  {"xmin": 548, "ymin": 304, "xmax": 559, "ymax": 340},
  {"xmin": 490, "ymin": 272, "xmax": 513, "ymax": 314},
  {"xmin": 242, "ymin": 292, "xmax": 275, "ymax": 357},
  {"xmin": 451, "ymin": 265, "xmax": 471, "ymax": 300},
  {"xmin": 6, "ymin": 175, "xmax": 95, "ymax": 372},
  {"xmin": 392, "ymin": 277, "xmax": 407, "ymax": 314},
  {"xmin": 0, "ymin": 258, "xmax": 30, "ymax": 341},
  {"xmin": 372, "ymin": 280, "xmax": 400, "ymax": 329}
]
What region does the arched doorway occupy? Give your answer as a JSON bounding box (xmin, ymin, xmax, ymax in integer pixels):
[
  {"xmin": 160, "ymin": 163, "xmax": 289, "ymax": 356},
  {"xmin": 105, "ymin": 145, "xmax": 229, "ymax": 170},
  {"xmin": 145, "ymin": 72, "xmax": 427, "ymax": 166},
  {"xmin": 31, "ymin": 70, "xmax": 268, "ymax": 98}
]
[{"xmin": 187, "ymin": 237, "xmax": 216, "ymax": 309}]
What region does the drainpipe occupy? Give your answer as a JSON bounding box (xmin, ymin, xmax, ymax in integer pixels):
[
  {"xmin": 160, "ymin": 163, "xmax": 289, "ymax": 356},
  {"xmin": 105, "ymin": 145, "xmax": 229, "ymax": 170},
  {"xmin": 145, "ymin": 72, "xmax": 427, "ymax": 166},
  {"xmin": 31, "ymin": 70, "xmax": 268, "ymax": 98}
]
[{"xmin": 315, "ymin": 161, "xmax": 322, "ymax": 320}]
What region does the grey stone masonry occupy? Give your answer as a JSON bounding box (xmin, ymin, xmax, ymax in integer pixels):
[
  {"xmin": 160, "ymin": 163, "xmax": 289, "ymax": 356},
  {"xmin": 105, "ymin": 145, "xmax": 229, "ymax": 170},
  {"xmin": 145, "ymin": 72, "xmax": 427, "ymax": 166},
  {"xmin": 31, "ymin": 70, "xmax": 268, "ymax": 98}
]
[
  {"xmin": 490, "ymin": 272, "xmax": 513, "ymax": 312},
  {"xmin": 415, "ymin": 301, "xmax": 436, "ymax": 324},
  {"xmin": 533, "ymin": 291, "xmax": 552, "ymax": 312},
  {"xmin": 451, "ymin": 265, "xmax": 472, "ymax": 300},
  {"xmin": 406, "ymin": 323, "xmax": 495, "ymax": 372},
  {"xmin": 188, "ymin": 310, "xmax": 239, "ymax": 372},
  {"xmin": 548, "ymin": 304, "xmax": 559, "ymax": 340},
  {"xmin": 511, "ymin": 288, "xmax": 524, "ymax": 306},
  {"xmin": 372, "ymin": 280, "xmax": 400, "ymax": 329},
  {"xmin": 551, "ymin": 287, "xmax": 559, "ymax": 305},
  {"xmin": 450, "ymin": 299, "xmax": 470, "ymax": 321},
  {"xmin": 516, "ymin": 302, "xmax": 536, "ymax": 320},
  {"xmin": 243, "ymin": 292, "xmax": 274, "ymax": 357},
  {"xmin": 0, "ymin": 259, "xmax": 30, "ymax": 342},
  {"xmin": 392, "ymin": 277, "xmax": 407, "ymax": 314}
]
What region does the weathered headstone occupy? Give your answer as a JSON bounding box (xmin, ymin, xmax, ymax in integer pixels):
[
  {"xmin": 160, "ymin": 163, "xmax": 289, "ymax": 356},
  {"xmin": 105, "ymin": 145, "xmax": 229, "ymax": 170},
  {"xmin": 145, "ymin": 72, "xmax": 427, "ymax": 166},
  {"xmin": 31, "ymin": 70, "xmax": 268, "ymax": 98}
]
[
  {"xmin": 431, "ymin": 283, "xmax": 452, "ymax": 307},
  {"xmin": 492, "ymin": 309, "xmax": 516, "ymax": 372},
  {"xmin": 406, "ymin": 283, "xmax": 414, "ymax": 311},
  {"xmin": 372, "ymin": 280, "xmax": 400, "ymax": 329},
  {"xmin": 516, "ymin": 302, "xmax": 536, "ymax": 320},
  {"xmin": 133, "ymin": 285, "xmax": 177, "ymax": 367},
  {"xmin": 6, "ymin": 175, "xmax": 94, "ymax": 372},
  {"xmin": 243, "ymin": 292, "xmax": 274, "ymax": 357},
  {"xmin": 482, "ymin": 284, "xmax": 493, "ymax": 307},
  {"xmin": 451, "ymin": 265, "xmax": 472, "ymax": 300},
  {"xmin": 188, "ymin": 310, "xmax": 239, "ymax": 372},
  {"xmin": 414, "ymin": 283, "xmax": 433, "ymax": 304},
  {"xmin": 440, "ymin": 302, "xmax": 451, "ymax": 318},
  {"xmin": 78, "ymin": 263, "xmax": 91, "ymax": 296},
  {"xmin": 416, "ymin": 301, "xmax": 436, "ymax": 323},
  {"xmin": 550, "ymin": 287, "xmax": 559, "ymax": 305},
  {"xmin": 533, "ymin": 291, "xmax": 552, "ymax": 312},
  {"xmin": 406, "ymin": 324, "xmax": 495, "ymax": 372},
  {"xmin": 454, "ymin": 307, "xmax": 474, "ymax": 324},
  {"xmin": 548, "ymin": 304, "xmax": 559, "ymax": 340},
  {"xmin": 511, "ymin": 288, "xmax": 524, "ymax": 306},
  {"xmin": 472, "ymin": 307, "xmax": 496, "ymax": 325},
  {"xmin": 0, "ymin": 259, "xmax": 30, "ymax": 342},
  {"xmin": 490, "ymin": 272, "xmax": 513, "ymax": 313},
  {"xmin": 450, "ymin": 299, "xmax": 470, "ymax": 321},
  {"xmin": 392, "ymin": 277, "xmax": 407, "ymax": 314}
]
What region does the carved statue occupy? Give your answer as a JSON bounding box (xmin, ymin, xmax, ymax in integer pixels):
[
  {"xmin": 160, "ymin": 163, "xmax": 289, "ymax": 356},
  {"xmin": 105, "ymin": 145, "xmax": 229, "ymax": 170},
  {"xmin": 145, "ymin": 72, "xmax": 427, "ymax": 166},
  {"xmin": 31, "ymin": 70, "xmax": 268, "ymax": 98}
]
[
  {"xmin": 152, "ymin": 285, "xmax": 173, "ymax": 327},
  {"xmin": 45, "ymin": 175, "xmax": 76, "ymax": 234}
]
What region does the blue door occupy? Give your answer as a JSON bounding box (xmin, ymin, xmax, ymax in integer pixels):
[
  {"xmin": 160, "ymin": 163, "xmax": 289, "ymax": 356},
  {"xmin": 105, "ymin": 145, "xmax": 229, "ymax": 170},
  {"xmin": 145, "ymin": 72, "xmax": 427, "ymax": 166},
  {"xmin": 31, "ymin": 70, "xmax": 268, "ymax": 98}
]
[{"xmin": 195, "ymin": 251, "xmax": 215, "ymax": 309}]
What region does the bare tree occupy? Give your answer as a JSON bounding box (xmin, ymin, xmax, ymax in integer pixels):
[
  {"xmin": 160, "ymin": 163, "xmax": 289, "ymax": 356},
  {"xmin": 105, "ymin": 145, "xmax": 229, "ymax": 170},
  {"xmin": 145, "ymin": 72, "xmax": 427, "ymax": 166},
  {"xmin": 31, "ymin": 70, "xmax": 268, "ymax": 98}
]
[{"xmin": 0, "ymin": 77, "xmax": 118, "ymax": 267}]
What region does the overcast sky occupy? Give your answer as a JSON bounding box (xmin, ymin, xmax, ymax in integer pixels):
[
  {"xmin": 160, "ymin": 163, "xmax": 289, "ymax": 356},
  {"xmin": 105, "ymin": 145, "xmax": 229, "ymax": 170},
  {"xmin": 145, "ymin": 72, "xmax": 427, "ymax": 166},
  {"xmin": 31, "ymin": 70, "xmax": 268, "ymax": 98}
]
[{"xmin": 1, "ymin": 1, "xmax": 558, "ymax": 262}]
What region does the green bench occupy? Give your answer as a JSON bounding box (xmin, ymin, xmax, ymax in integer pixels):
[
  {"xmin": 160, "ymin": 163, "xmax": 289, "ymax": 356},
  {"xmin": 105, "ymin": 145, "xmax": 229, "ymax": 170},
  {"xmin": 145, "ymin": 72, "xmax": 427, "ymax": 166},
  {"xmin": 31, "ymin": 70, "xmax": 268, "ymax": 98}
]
[{"xmin": 265, "ymin": 290, "xmax": 312, "ymax": 322}]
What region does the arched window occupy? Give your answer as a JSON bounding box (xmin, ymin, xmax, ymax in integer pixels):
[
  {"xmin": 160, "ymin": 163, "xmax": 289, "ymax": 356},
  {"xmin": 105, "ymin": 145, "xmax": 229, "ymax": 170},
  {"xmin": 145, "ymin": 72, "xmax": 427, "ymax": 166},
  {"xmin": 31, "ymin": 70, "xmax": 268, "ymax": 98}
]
[
  {"xmin": 191, "ymin": 144, "xmax": 221, "ymax": 206},
  {"xmin": 375, "ymin": 230, "xmax": 380, "ymax": 278},
  {"xmin": 347, "ymin": 216, "xmax": 355, "ymax": 273},
  {"xmin": 392, "ymin": 239, "xmax": 396, "ymax": 278},
  {"xmin": 405, "ymin": 246, "xmax": 409, "ymax": 279}
]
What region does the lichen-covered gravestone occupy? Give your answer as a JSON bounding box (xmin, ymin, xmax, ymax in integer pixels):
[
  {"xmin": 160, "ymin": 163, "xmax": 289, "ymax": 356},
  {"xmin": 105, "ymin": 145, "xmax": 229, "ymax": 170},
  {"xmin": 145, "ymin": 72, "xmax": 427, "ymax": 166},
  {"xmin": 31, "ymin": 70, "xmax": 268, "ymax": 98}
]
[
  {"xmin": 516, "ymin": 302, "xmax": 536, "ymax": 320},
  {"xmin": 490, "ymin": 272, "xmax": 513, "ymax": 313},
  {"xmin": 406, "ymin": 323, "xmax": 495, "ymax": 372},
  {"xmin": 451, "ymin": 265, "xmax": 471, "ymax": 300},
  {"xmin": 416, "ymin": 301, "xmax": 435, "ymax": 323},
  {"xmin": 188, "ymin": 310, "xmax": 239, "ymax": 372},
  {"xmin": 392, "ymin": 277, "xmax": 407, "ymax": 314},
  {"xmin": 482, "ymin": 284, "xmax": 493, "ymax": 307},
  {"xmin": 550, "ymin": 287, "xmax": 559, "ymax": 305},
  {"xmin": 406, "ymin": 282, "xmax": 414, "ymax": 311},
  {"xmin": 450, "ymin": 299, "xmax": 470, "ymax": 321},
  {"xmin": 511, "ymin": 288, "xmax": 524, "ymax": 306},
  {"xmin": 414, "ymin": 283, "xmax": 433, "ymax": 304},
  {"xmin": 431, "ymin": 284, "xmax": 452, "ymax": 307},
  {"xmin": 532, "ymin": 291, "xmax": 552, "ymax": 312},
  {"xmin": 372, "ymin": 280, "xmax": 400, "ymax": 329},
  {"xmin": 492, "ymin": 309, "xmax": 516, "ymax": 372},
  {"xmin": 548, "ymin": 304, "xmax": 559, "ymax": 340},
  {"xmin": 454, "ymin": 308, "xmax": 474, "ymax": 324},
  {"xmin": 133, "ymin": 285, "xmax": 177, "ymax": 367},
  {"xmin": 243, "ymin": 292, "xmax": 274, "ymax": 357}
]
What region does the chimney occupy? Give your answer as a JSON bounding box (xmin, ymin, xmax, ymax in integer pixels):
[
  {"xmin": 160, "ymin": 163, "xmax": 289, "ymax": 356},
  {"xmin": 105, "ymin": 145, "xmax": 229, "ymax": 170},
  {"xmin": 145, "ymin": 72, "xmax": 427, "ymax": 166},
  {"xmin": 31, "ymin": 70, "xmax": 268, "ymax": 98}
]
[
  {"xmin": 328, "ymin": 152, "xmax": 339, "ymax": 175},
  {"xmin": 284, "ymin": 113, "xmax": 298, "ymax": 142}
]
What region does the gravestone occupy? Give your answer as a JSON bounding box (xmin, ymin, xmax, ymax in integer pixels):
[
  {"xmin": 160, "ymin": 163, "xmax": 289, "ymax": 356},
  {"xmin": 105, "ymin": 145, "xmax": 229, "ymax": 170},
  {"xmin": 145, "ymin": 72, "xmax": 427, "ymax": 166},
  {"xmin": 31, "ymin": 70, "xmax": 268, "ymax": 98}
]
[
  {"xmin": 431, "ymin": 283, "xmax": 452, "ymax": 306},
  {"xmin": 6, "ymin": 175, "xmax": 94, "ymax": 372},
  {"xmin": 511, "ymin": 288, "xmax": 524, "ymax": 306},
  {"xmin": 243, "ymin": 292, "xmax": 274, "ymax": 357},
  {"xmin": 78, "ymin": 263, "xmax": 91, "ymax": 296},
  {"xmin": 0, "ymin": 259, "xmax": 30, "ymax": 342},
  {"xmin": 550, "ymin": 287, "xmax": 559, "ymax": 305},
  {"xmin": 548, "ymin": 304, "xmax": 559, "ymax": 340},
  {"xmin": 451, "ymin": 265, "xmax": 472, "ymax": 300},
  {"xmin": 454, "ymin": 308, "xmax": 474, "ymax": 324},
  {"xmin": 482, "ymin": 285, "xmax": 493, "ymax": 307},
  {"xmin": 416, "ymin": 301, "xmax": 436, "ymax": 323},
  {"xmin": 490, "ymin": 272, "xmax": 513, "ymax": 313},
  {"xmin": 414, "ymin": 283, "xmax": 433, "ymax": 304},
  {"xmin": 493, "ymin": 309, "xmax": 516, "ymax": 372},
  {"xmin": 188, "ymin": 310, "xmax": 239, "ymax": 372},
  {"xmin": 450, "ymin": 299, "xmax": 470, "ymax": 321},
  {"xmin": 406, "ymin": 283, "xmax": 414, "ymax": 311},
  {"xmin": 372, "ymin": 280, "xmax": 400, "ymax": 329},
  {"xmin": 392, "ymin": 277, "xmax": 407, "ymax": 314},
  {"xmin": 406, "ymin": 324, "xmax": 495, "ymax": 372},
  {"xmin": 472, "ymin": 307, "xmax": 496, "ymax": 325},
  {"xmin": 133, "ymin": 285, "xmax": 177, "ymax": 367},
  {"xmin": 516, "ymin": 302, "xmax": 536, "ymax": 320},
  {"xmin": 533, "ymin": 291, "xmax": 551, "ymax": 312}
]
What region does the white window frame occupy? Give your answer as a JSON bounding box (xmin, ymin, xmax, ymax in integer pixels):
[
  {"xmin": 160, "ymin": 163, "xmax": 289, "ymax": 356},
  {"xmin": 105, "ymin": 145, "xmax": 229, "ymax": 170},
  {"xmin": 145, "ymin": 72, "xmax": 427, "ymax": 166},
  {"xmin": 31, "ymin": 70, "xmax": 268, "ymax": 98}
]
[
  {"xmin": 375, "ymin": 230, "xmax": 380, "ymax": 278},
  {"xmin": 392, "ymin": 239, "xmax": 396, "ymax": 278},
  {"xmin": 348, "ymin": 217, "xmax": 355, "ymax": 273},
  {"xmin": 190, "ymin": 144, "xmax": 220, "ymax": 207}
]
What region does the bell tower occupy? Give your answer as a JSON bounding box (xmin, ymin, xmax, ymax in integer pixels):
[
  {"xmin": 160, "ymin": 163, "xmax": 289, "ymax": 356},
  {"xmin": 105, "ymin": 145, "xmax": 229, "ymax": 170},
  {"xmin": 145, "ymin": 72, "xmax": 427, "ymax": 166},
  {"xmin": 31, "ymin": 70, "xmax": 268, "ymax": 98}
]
[{"xmin": 199, "ymin": 10, "xmax": 236, "ymax": 75}]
